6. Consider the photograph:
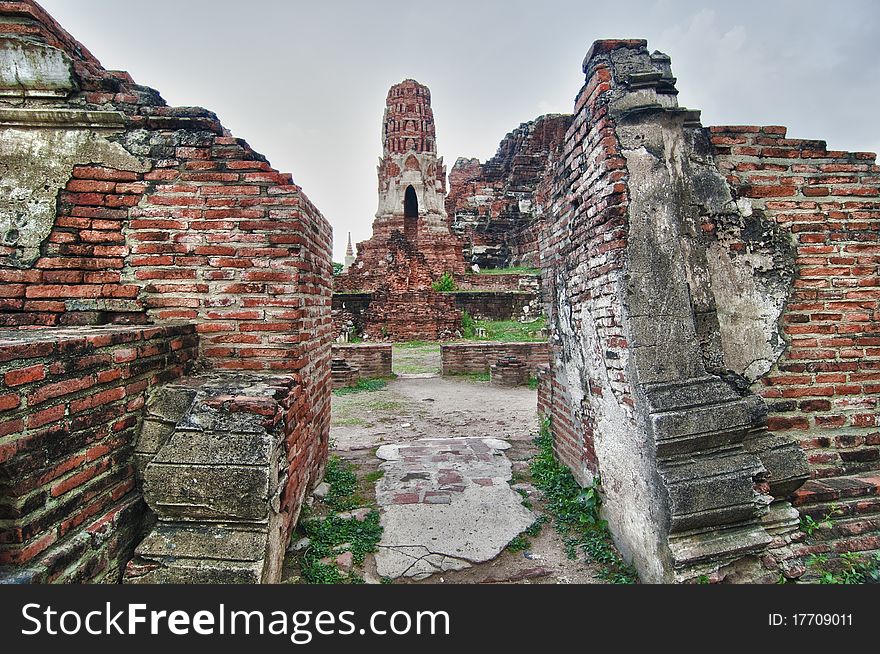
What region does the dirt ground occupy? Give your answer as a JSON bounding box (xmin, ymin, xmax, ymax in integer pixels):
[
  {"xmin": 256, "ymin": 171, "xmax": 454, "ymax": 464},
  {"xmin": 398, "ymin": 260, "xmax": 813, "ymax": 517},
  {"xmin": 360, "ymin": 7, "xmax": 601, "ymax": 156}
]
[{"xmin": 326, "ymin": 345, "xmax": 604, "ymax": 584}]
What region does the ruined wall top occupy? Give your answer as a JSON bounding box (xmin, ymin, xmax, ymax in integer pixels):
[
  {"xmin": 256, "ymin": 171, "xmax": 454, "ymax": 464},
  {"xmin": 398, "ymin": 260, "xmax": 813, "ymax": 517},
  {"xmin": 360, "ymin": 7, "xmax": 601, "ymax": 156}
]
[{"xmin": 383, "ymin": 79, "xmax": 436, "ymax": 156}]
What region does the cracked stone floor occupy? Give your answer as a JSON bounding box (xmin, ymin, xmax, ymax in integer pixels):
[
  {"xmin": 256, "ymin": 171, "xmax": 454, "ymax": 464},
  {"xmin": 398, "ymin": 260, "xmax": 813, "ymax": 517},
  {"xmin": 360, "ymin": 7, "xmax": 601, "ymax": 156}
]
[
  {"xmin": 323, "ymin": 345, "xmax": 604, "ymax": 584},
  {"xmin": 374, "ymin": 437, "xmax": 534, "ymax": 579}
]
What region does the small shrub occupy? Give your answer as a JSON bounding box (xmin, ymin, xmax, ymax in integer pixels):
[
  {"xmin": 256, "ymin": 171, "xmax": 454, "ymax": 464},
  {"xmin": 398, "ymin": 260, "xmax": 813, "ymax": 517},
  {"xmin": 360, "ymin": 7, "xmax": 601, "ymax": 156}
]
[
  {"xmin": 807, "ymin": 552, "xmax": 880, "ymax": 584},
  {"xmin": 431, "ymin": 272, "xmax": 456, "ymax": 292},
  {"xmin": 461, "ymin": 310, "xmax": 476, "ymax": 338}
]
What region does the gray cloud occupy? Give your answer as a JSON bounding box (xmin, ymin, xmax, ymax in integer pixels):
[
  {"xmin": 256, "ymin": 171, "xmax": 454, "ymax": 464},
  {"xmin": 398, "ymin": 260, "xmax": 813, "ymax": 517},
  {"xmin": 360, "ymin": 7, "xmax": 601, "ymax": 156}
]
[{"xmin": 38, "ymin": 0, "xmax": 880, "ymax": 261}]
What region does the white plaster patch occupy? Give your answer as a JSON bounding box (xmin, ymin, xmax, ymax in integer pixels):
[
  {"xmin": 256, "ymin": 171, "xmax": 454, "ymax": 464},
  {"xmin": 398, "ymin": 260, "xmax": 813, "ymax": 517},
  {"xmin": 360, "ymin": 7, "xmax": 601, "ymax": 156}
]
[{"xmin": 0, "ymin": 123, "xmax": 148, "ymax": 266}]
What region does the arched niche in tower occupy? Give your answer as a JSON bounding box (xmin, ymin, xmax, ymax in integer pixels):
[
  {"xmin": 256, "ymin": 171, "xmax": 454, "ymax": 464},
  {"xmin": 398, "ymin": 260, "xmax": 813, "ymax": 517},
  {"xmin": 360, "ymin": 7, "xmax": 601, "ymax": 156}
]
[{"xmin": 404, "ymin": 185, "xmax": 418, "ymax": 239}]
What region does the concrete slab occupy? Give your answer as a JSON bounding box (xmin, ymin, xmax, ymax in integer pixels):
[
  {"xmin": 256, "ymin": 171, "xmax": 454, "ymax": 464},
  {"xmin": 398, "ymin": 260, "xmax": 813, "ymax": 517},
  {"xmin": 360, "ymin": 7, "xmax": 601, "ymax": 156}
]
[{"xmin": 374, "ymin": 437, "xmax": 535, "ymax": 580}]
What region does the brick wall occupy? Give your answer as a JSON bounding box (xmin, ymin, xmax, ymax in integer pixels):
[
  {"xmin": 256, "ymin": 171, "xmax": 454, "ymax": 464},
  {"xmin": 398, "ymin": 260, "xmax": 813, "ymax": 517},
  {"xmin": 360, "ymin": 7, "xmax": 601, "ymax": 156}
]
[
  {"xmin": 361, "ymin": 290, "xmax": 461, "ymax": 342},
  {"xmin": 0, "ymin": 1, "xmax": 334, "ymax": 371},
  {"xmin": 446, "ymin": 114, "xmax": 572, "ymax": 270},
  {"xmin": 0, "ymin": 1, "xmax": 332, "ymax": 583},
  {"xmin": 0, "ymin": 324, "xmax": 197, "ymax": 582},
  {"xmin": 440, "ymin": 341, "xmax": 548, "ymax": 376},
  {"xmin": 454, "ymin": 273, "xmax": 539, "ymax": 291},
  {"xmin": 712, "ymin": 126, "xmax": 880, "ymax": 569},
  {"xmin": 540, "ymin": 41, "xmax": 817, "ymax": 582},
  {"xmin": 538, "ymin": 41, "xmax": 633, "ymax": 479},
  {"xmin": 711, "ymin": 126, "xmax": 880, "ymax": 479},
  {"xmin": 331, "ymin": 343, "xmax": 392, "ymax": 379},
  {"xmin": 450, "ymin": 292, "xmax": 535, "ymax": 321}
]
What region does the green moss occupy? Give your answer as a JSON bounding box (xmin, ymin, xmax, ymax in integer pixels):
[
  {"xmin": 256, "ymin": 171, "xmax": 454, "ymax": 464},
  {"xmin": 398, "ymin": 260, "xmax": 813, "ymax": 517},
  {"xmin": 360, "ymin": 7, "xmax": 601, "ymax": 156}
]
[
  {"xmin": 469, "ymin": 267, "xmax": 540, "ymax": 276},
  {"xmin": 364, "ymin": 470, "xmax": 385, "ymax": 483},
  {"xmin": 322, "ymin": 456, "xmax": 360, "ymax": 511},
  {"xmin": 445, "ymin": 371, "xmax": 490, "ymax": 383},
  {"xmin": 294, "ymin": 457, "xmax": 384, "ymax": 585}
]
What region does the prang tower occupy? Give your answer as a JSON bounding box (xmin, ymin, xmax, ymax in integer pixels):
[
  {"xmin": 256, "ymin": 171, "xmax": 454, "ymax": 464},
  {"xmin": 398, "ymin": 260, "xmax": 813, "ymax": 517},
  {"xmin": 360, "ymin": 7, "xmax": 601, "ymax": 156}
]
[
  {"xmin": 334, "ymin": 79, "xmax": 464, "ymax": 340},
  {"xmin": 377, "ymin": 79, "xmax": 448, "ymax": 238}
]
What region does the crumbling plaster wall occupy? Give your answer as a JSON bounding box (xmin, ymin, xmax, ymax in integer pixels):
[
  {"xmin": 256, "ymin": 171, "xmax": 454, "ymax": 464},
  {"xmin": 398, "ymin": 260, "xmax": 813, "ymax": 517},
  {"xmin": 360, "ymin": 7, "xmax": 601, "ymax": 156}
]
[{"xmin": 541, "ymin": 40, "xmax": 810, "ymax": 583}]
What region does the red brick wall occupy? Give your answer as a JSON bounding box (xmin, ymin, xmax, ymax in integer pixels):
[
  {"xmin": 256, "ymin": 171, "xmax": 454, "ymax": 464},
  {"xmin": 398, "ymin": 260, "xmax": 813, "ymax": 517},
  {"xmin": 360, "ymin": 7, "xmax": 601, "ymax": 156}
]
[
  {"xmin": 711, "ymin": 126, "xmax": 880, "ymax": 480},
  {"xmin": 441, "ymin": 341, "xmax": 549, "ymax": 376},
  {"xmin": 446, "ymin": 114, "xmax": 572, "ymax": 270},
  {"xmin": 449, "ymin": 291, "xmax": 535, "ymax": 321},
  {"xmin": 538, "ymin": 42, "xmax": 635, "ymax": 480},
  {"xmin": 0, "ymin": 2, "xmax": 334, "ymax": 371},
  {"xmin": 711, "ymin": 126, "xmax": 880, "ymax": 570},
  {"xmin": 0, "ymin": 1, "xmax": 333, "ymax": 582},
  {"xmin": 361, "ymin": 291, "xmax": 461, "ymax": 342},
  {"xmin": 454, "ymin": 273, "xmax": 538, "ymax": 291},
  {"xmin": 0, "ymin": 163, "xmax": 151, "ymax": 327},
  {"xmin": 0, "ymin": 324, "xmax": 197, "ymax": 582},
  {"xmin": 332, "ymin": 344, "xmax": 392, "ymax": 379}
]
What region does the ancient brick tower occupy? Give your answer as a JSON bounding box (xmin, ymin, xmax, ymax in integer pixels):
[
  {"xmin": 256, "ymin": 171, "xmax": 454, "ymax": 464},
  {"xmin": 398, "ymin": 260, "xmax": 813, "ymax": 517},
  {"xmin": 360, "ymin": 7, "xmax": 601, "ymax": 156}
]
[{"xmin": 335, "ymin": 79, "xmax": 465, "ymax": 340}]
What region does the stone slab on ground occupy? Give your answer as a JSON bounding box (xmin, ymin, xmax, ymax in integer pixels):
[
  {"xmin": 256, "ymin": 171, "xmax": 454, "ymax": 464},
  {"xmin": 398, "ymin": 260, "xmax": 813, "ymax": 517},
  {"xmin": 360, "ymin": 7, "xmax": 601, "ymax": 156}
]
[{"xmin": 374, "ymin": 437, "xmax": 535, "ymax": 580}]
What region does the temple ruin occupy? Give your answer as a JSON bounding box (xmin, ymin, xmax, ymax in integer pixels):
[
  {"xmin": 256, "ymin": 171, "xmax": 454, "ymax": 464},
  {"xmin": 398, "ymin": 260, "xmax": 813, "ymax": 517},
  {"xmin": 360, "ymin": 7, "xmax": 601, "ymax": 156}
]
[
  {"xmin": 333, "ymin": 79, "xmax": 543, "ymax": 342},
  {"xmin": 1, "ymin": 2, "xmax": 878, "ymax": 585}
]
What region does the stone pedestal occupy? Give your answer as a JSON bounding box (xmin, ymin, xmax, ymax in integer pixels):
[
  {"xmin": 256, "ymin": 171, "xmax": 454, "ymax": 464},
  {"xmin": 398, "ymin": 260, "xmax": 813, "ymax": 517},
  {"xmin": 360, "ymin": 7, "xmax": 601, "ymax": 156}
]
[
  {"xmin": 490, "ymin": 356, "xmax": 530, "ymax": 387},
  {"xmin": 124, "ymin": 373, "xmax": 302, "ymax": 584},
  {"xmin": 331, "ymin": 358, "xmax": 360, "ymax": 389}
]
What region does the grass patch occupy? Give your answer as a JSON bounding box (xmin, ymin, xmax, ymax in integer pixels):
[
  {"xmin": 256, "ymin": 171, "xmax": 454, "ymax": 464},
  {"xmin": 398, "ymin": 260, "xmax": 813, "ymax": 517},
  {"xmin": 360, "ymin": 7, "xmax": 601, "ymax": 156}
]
[
  {"xmin": 322, "ymin": 456, "xmax": 361, "ymax": 511},
  {"xmin": 527, "ymin": 376, "xmax": 538, "ymax": 390},
  {"xmin": 462, "ymin": 317, "xmax": 546, "ymax": 343},
  {"xmin": 295, "ymin": 456, "xmax": 383, "ymax": 584},
  {"xmin": 364, "ymin": 470, "xmax": 385, "ymax": 484},
  {"xmin": 530, "ymin": 416, "xmax": 639, "ymax": 584},
  {"xmin": 333, "ymin": 378, "xmax": 387, "ymax": 396},
  {"xmin": 526, "ymin": 516, "xmax": 547, "ymax": 537},
  {"xmin": 507, "ymin": 534, "xmax": 530, "ymax": 552},
  {"xmin": 300, "ymin": 511, "xmax": 383, "ymax": 584},
  {"xmin": 392, "ymin": 342, "xmax": 441, "ymax": 375}
]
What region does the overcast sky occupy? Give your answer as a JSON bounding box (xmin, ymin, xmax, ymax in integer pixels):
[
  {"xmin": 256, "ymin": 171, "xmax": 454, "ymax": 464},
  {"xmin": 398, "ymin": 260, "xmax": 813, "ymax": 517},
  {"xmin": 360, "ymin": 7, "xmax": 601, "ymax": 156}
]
[{"xmin": 39, "ymin": 0, "xmax": 880, "ymax": 262}]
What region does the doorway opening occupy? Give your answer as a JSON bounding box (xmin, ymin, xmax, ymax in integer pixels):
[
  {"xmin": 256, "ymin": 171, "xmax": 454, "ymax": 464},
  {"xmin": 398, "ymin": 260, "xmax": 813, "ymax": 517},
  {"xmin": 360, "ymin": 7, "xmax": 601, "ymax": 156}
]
[{"xmin": 404, "ymin": 185, "xmax": 418, "ymax": 239}]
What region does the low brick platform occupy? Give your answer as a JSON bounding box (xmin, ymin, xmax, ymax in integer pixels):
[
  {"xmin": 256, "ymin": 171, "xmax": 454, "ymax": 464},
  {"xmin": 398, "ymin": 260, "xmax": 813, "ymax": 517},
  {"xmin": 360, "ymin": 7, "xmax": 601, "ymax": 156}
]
[
  {"xmin": 331, "ymin": 358, "xmax": 360, "ymax": 389},
  {"xmin": 331, "ymin": 343, "xmax": 392, "ymax": 379},
  {"xmin": 441, "ymin": 341, "xmax": 548, "ymax": 376}
]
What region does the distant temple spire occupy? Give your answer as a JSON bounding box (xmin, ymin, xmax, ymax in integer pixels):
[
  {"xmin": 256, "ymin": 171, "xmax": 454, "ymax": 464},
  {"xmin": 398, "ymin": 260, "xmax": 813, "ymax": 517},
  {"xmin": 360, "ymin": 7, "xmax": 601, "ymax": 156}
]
[{"xmin": 343, "ymin": 232, "xmax": 355, "ymax": 272}]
